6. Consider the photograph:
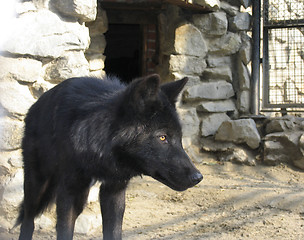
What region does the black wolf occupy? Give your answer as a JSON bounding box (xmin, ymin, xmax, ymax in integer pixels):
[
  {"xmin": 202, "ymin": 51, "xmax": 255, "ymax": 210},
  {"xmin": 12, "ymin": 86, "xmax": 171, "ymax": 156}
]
[{"xmin": 16, "ymin": 74, "xmax": 203, "ymax": 240}]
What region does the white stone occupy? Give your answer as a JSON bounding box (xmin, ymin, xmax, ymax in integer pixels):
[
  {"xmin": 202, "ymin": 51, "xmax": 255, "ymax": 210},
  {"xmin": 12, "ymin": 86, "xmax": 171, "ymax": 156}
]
[
  {"xmin": 1, "ymin": 169, "xmax": 24, "ymax": 208},
  {"xmin": 75, "ymin": 212, "xmax": 102, "ymax": 234},
  {"xmin": 220, "ymin": 1, "xmax": 239, "ymax": 16},
  {"xmin": 86, "ymin": 53, "xmax": 105, "ymax": 71},
  {"xmin": 184, "ymin": 81, "xmax": 235, "ymax": 101},
  {"xmin": 2, "ymin": 10, "xmax": 90, "ymax": 58},
  {"xmin": 0, "ymin": 117, "xmax": 24, "ymax": 150},
  {"xmin": 200, "ymin": 113, "xmax": 230, "ymax": 137},
  {"xmin": 193, "ymin": 12, "xmax": 227, "ymax": 36},
  {"xmin": 203, "ymin": 66, "xmax": 232, "ymax": 82},
  {"xmin": 0, "ymin": 55, "xmax": 42, "ymax": 83},
  {"xmin": 215, "ymin": 119, "xmax": 261, "ymax": 149},
  {"xmin": 44, "ymin": 51, "xmax": 89, "ymax": 83},
  {"xmin": 229, "ymin": 12, "xmax": 251, "ymax": 32},
  {"xmin": 238, "ymin": 62, "xmax": 250, "ymax": 90},
  {"xmin": 206, "ymin": 55, "xmax": 231, "ymax": 68},
  {"xmin": 239, "ymin": 33, "xmax": 252, "ymax": 65},
  {"xmin": 86, "ymin": 8, "xmax": 108, "ymax": 36},
  {"xmin": 208, "ymin": 32, "xmax": 242, "ymax": 56},
  {"xmin": 192, "ymin": 0, "xmax": 220, "ymax": 10},
  {"xmin": 237, "ymin": 90, "xmax": 250, "ymax": 113},
  {"xmin": 0, "ymin": 79, "xmax": 35, "ymax": 117},
  {"xmin": 169, "ymin": 55, "xmax": 207, "ymax": 75},
  {"xmin": 175, "ymin": 23, "xmax": 207, "ymax": 57},
  {"xmin": 52, "ymin": 0, "xmax": 97, "ymax": 22},
  {"xmin": 177, "ymin": 107, "xmax": 200, "ymax": 137},
  {"xmin": 197, "ymin": 99, "xmax": 236, "ymax": 113}
]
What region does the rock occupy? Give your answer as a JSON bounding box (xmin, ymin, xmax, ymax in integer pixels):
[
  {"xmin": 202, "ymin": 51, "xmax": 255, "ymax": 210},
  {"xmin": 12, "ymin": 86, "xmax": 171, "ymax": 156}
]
[
  {"xmin": 263, "ymin": 131, "xmax": 303, "ymax": 166},
  {"xmin": 2, "ymin": 10, "xmax": 90, "ymax": 58},
  {"xmin": 208, "ymin": 32, "xmax": 242, "ymax": 56},
  {"xmin": 263, "ymin": 140, "xmax": 289, "ymax": 165},
  {"xmin": 197, "ymin": 99, "xmax": 236, "ymax": 113},
  {"xmin": 220, "ymin": 1, "xmax": 239, "ymax": 16},
  {"xmin": 203, "ymin": 66, "xmax": 232, "ymax": 82},
  {"xmin": 44, "ymin": 51, "xmax": 89, "ymax": 83},
  {"xmin": 86, "ymin": 8, "xmax": 108, "ymax": 36},
  {"xmin": 0, "ymin": 55, "xmax": 42, "ymax": 83},
  {"xmin": 240, "ymin": 0, "xmax": 252, "ymax": 8},
  {"xmin": 51, "ymin": 0, "xmax": 97, "ymax": 22},
  {"xmin": 237, "ymin": 90, "xmax": 250, "ymax": 113},
  {"xmin": 75, "ymin": 211, "xmax": 102, "ymax": 234},
  {"xmin": 215, "ymin": 119, "xmax": 261, "ymax": 149},
  {"xmin": 239, "ymin": 33, "xmax": 252, "ymax": 65},
  {"xmin": 192, "ymin": 0, "xmax": 220, "ymax": 10},
  {"xmin": 229, "ymin": 12, "xmax": 252, "ymax": 32},
  {"xmin": 177, "ymin": 107, "xmax": 200, "ymax": 137},
  {"xmin": 30, "ymin": 79, "xmax": 57, "ymax": 99},
  {"xmin": 193, "ymin": 12, "xmax": 227, "ymax": 36},
  {"xmin": 1, "ymin": 169, "xmax": 24, "ymax": 209},
  {"xmin": 0, "ymin": 117, "xmax": 24, "ymax": 150},
  {"xmin": 87, "ymin": 34, "xmax": 106, "ymax": 54},
  {"xmin": 206, "ymin": 55, "xmax": 232, "ymax": 68},
  {"xmin": 175, "ymin": 23, "xmax": 207, "ymax": 57},
  {"xmin": 184, "ymin": 81, "xmax": 235, "ymax": 101},
  {"xmin": 0, "ymin": 79, "xmax": 35, "ymax": 117},
  {"xmin": 238, "ymin": 62, "xmax": 250, "ymax": 90},
  {"xmin": 86, "ymin": 53, "xmax": 106, "ymax": 71},
  {"xmin": 169, "ymin": 55, "xmax": 207, "ymax": 75},
  {"xmin": 200, "ymin": 113, "xmax": 230, "ymax": 137},
  {"xmin": 201, "ymin": 137, "xmax": 236, "ymax": 152},
  {"xmin": 219, "ymin": 147, "xmax": 256, "ymax": 166}
]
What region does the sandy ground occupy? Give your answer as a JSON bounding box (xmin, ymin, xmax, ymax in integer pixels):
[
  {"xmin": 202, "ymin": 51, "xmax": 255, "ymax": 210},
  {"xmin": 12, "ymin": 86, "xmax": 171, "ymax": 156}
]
[{"xmin": 1, "ymin": 162, "xmax": 304, "ymax": 239}]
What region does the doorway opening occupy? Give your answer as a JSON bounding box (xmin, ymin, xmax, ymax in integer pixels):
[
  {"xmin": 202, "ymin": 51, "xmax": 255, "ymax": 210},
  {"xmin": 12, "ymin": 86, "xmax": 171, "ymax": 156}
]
[{"xmin": 104, "ymin": 24, "xmax": 142, "ymax": 83}]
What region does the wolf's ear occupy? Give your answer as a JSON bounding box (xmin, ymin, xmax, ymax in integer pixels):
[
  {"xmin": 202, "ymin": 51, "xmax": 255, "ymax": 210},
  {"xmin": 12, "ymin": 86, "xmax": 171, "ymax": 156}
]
[
  {"xmin": 160, "ymin": 77, "xmax": 188, "ymax": 105},
  {"xmin": 126, "ymin": 74, "xmax": 160, "ymax": 110}
]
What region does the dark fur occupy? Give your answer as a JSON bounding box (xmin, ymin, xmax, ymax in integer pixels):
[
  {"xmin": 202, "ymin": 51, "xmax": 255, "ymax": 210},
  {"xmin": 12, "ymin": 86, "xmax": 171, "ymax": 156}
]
[{"xmin": 17, "ymin": 74, "xmax": 203, "ymax": 240}]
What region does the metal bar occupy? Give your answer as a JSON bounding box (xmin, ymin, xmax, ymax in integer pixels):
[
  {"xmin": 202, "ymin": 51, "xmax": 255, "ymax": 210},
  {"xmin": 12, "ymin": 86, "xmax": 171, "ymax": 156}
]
[{"xmin": 250, "ymin": 0, "xmax": 261, "ymax": 115}]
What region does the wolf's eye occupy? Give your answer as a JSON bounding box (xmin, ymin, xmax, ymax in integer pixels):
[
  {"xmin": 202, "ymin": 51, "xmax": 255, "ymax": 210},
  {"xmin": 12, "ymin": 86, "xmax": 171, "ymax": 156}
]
[{"xmin": 159, "ymin": 135, "xmax": 167, "ymax": 143}]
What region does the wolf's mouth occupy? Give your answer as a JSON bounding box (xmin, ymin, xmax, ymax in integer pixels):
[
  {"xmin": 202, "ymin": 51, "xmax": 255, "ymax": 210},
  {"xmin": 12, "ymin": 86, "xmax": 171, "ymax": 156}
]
[{"xmin": 153, "ymin": 172, "xmax": 189, "ymax": 192}]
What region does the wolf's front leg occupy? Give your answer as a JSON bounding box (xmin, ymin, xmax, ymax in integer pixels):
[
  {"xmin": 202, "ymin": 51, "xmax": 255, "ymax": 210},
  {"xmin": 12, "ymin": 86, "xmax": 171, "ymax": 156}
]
[{"xmin": 99, "ymin": 181, "xmax": 127, "ymax": 240}]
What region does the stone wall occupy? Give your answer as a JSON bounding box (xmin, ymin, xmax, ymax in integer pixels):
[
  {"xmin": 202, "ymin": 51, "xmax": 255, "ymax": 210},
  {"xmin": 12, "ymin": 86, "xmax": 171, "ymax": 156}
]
[{"xmin": 0, "ymin": 0, "xmax": 303, "ymax": 235}]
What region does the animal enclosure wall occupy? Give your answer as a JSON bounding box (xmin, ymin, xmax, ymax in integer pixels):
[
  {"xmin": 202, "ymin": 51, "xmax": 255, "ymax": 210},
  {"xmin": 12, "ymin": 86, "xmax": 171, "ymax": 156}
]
[{"xmin": 262, "ymin": 0, "xmax": 304, "ymax": 110}]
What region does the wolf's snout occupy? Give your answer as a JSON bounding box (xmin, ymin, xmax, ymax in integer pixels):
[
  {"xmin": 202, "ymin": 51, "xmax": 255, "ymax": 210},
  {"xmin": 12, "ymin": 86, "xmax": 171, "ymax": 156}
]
[{"xmin": 190, "ymin": 172, "xmax": 203, "ymax": 185}]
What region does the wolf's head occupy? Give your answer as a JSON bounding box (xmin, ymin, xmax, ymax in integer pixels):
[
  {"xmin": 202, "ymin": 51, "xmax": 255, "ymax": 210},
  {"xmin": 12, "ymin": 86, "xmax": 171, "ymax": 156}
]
[{"xmin": 113, "ymin": 74, "xmax": 203, "ymax": 191}]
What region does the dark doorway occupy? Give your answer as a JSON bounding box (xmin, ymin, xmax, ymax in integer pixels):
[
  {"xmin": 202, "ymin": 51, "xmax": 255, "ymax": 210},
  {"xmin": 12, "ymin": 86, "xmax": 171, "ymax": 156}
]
[{"xmin": 104, "ymin": 24, "xmax": 142, "ymax": 83}]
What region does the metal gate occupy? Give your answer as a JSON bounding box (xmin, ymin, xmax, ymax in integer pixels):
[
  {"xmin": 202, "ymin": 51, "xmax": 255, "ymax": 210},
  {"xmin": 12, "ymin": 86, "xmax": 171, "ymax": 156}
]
[{"xmin": 262, "ymin": 0, "xmax": 304, "ymax": 110}]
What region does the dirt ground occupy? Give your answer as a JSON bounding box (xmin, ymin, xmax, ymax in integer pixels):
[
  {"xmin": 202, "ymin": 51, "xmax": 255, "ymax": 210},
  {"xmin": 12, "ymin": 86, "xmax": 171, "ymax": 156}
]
[{"xmin": 1, "ymin": 162, "xmax": 304, "ymax": 240}]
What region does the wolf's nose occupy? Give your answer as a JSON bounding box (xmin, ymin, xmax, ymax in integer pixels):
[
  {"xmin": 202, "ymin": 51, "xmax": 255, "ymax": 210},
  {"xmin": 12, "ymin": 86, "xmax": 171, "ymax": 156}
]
[{"xmin": 190, "ymin": 172, "xmax": 203, "ymax": 184}]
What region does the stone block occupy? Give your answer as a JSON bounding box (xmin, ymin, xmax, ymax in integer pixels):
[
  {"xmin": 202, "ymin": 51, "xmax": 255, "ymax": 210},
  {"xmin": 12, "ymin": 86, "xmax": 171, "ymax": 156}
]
[
  {"xmin": 44, "ymin": 51, "xmax": 89, "ymax": 83},
  {"xmin": 220, "ymin": 1, "xmax": 239, "ymax": 16},
  {"xmin": 52, "ymin": 0, "xmax": 97, "ymax": 22},
  {"xmin": 229, "ymin": 12, "xmax": 251, "ymax": 32},
  {"xmin": 86, "ymin": 53, "xmax": 105, "ymax": 71},
  {"xmin": 206, "ymin": 55, "xmax": 231, "ymax": 68},
  {"xmin": 0, "ymin": 117, "xmax": 24, "ymax": 150},
  {"xmin": 0, "ymin": 79, "xmax": 35, "ymax": 117},
  {"xmin": 215, "ymin": 119, "xmax": 261, "ymax": 149},
  {"xmin": 0, "ymin": 55, "xmax": 42, "ymax": 83},
  {"xmin": 177, "ymin": 107, "xmax": 200, "ymax": 137},
  {"xmin": 87, "ymin": 34, "xmax": 106, "ymax": 54},
  {"xmin": 86, "ymin": 8, "xmax": 108, "ymax": 36},
  {"xmin": 203, "ymin": 66, "xmax": 232, "ymax": 82},
  {"xmin": 2, "ymin": 10, "xmax": 90, "ymax": 58},
  {"xmin": 200, "ymin": 113, "xmax": 230, "ymax": 137},
  {"xmin": 184, "ymin": 81, "xmax": 235, "ymax": 101},
  {"xmin": 239, "ymin": 33, "xmax": 252, "ymax": 65},
  {"xmin": 169, "ymin": 55, "xmax": 207, "ymax": 75},
  {"xmin": 237, "ymin": 90, "xmax": 250, "ymax": 113},
  {"xmin": 208, "ymin": 32, "xmax": 242, "ymax": 56},
  {"xmin": 197, "ymin": 99, "xmax": 236, "ymax": 113},
  {"xmin": 175, "ymin": 23, "xmax": 207, "ymax": 57},
  {"xmin": 192, "ymin": 0, "xmax": 220, "ymax": 10},
  {"xmin": 193, "ymin": 12, "xmax": 227, "ymax": 36},
  {"xmin": 238, "ymin": 62, "xmax": 250, "ymax": 90}
]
